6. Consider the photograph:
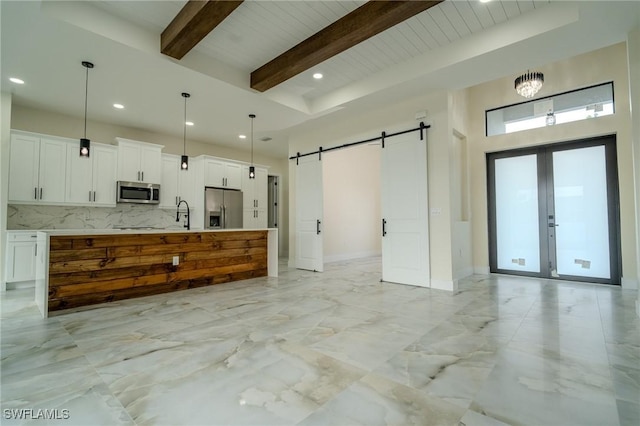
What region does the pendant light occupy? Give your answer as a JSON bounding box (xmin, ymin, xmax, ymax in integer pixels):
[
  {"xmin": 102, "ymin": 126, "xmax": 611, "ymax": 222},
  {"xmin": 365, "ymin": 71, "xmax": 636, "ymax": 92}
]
[
  {"xmin": 181, "ymin": 92, "xmax": 190, "ymax": 170},
  {"xmin": 514, "ymin": 70, "xmax": 544, "ymax": 98},
  {"xmin": 80, "ymin": 61, "xmax": 94, "ymax": 157},
  {"xmin": 249, "ymin": 114, "xmax": 256, "ymax": 179}
]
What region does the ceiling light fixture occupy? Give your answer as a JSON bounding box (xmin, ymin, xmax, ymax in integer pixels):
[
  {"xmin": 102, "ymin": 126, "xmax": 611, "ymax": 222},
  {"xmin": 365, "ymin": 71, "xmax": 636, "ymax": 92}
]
[
  {"xmin": 113, "ymin": 103, "xmax": 124, "ymax": 109},
  {"xmin": 313, "ymin": 73, "xmax": 323, "ymax": 80},
  {"xmin": 239, "ymin": 134, "xmax": 246, "ymax": 139},
  {"xmin": 185, "ymin": 121, "xmax": 194, "ymax": 126},
  {"xmin": 9, "ymin": 77, "xmax": 24, "ymax": 85},
  {"xmin": 80, "ymin": 61, "xmax": 94, "ymax": 157},
  {"xmin": 249, "ymin": 114, "xmax": 256, "ymax": 179},
  {"xmin": 181, "ymin": 92, "xmax": 190, "ymax": 170},
  {"xmin": 515, "ymin": 71, "xmax": 544, "ymax": 98}
]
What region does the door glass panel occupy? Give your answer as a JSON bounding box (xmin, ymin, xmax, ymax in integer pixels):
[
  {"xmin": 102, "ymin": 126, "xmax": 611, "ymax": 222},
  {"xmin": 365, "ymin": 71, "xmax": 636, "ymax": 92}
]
[
  {"xmin": 552, "ymin": 146, "xmax": 610, "ymax": 278},
  {"xmin": 495, "ymin": 155, "xmax": 541, "ymax": 272}
]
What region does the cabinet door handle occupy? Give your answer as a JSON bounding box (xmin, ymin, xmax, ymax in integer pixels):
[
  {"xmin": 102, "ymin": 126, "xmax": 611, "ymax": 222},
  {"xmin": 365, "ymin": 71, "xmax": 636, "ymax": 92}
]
[
  {"xmin": 40, "ymin": 188, "xmax": 43, "ymax": 200},
  {"xmin": 35, "ymin": 243, "xmax": 37, "ymax": 256},
  {"xmin": 34, "ymin": 187, "xmax": 37, "ymax": 200},
  {"xmin": 93, "ymin": 191, "xmax": 96, "ymax": 202},
  {"xmin": 89, "ymin": 191, "xmax": 92, "ymax": 202},
  {"xmin": 317, "ymin": 219, "xmax": 321, "ymax": 235},
  {"xmin": 382, "ymin": 219, "xmax": 387, "ymax": 237},
  {"xmin": 137, "ymin": 171, "xmax": 140, "ymax": 181},
  {"xmin": 142, "ymin": 171, "xmax": 144, "ymax": 181}
]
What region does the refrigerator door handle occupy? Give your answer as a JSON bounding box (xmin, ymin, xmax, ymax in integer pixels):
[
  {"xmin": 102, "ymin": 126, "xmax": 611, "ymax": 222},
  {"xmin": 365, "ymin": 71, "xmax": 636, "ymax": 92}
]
[{"xmin": 222, "ymin": 205, "xmax": 226, "ymax": 228}]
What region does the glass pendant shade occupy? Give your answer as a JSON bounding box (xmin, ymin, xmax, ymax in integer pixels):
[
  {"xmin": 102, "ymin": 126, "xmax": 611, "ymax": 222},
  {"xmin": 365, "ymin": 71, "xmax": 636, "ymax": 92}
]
[
  {"xmin": 80, "ymin": 138, "xmax": 90, "ymax": 157},
  {"xmin": 249, "ymin": 166, "xmax": 255, "ymax": 179},
  {"xmin": 515, "ymin": 71, "xmax": 544, "ymax": 98}
]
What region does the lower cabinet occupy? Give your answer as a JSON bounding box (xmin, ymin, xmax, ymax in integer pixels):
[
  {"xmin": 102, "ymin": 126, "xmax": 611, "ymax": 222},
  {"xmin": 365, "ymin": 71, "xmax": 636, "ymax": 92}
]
[
  {"xmin": 5, "ymin": 232, "xmax": 38, "ymax": 283},
  {"xmin": 243, "ymin": 208, "xmax": 267, "ymax": 229}
]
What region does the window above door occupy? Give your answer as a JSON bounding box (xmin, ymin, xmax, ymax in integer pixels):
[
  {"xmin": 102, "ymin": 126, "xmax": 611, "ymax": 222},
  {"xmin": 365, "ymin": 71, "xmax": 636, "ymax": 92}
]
[{"xmin": 486, "ymin": 82, "xmax": 614, "ymax": 136}]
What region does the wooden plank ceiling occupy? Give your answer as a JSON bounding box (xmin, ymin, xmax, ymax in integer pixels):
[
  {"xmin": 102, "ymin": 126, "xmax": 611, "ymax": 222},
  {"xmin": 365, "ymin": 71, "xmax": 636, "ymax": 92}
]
[{"xmin": 161, "ymin": 0, "xmax": 444, "ymax": 92}]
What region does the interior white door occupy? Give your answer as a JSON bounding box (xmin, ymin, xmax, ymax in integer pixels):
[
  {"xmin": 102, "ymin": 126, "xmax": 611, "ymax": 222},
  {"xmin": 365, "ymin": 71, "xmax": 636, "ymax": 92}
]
[
  {"xmin": 381, "ymin": 132, "xmax": 430, "ymax": 287},
  {"xmin": 295, "ymin": 155, "xmax": 324, "ymax": 272}
]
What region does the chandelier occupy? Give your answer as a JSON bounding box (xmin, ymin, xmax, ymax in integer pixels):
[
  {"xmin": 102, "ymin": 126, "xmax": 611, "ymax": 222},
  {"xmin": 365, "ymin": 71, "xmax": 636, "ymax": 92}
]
[{"xmin": 514, "ymin": 71, "xmax": 544, "ymax": 98}]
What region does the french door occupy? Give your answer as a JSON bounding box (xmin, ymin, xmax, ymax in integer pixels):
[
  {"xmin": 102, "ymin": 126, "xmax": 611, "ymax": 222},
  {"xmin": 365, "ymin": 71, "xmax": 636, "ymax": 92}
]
[{"xmin": 487, "ymin": 135, "xmax": 621, "ymax": 285}]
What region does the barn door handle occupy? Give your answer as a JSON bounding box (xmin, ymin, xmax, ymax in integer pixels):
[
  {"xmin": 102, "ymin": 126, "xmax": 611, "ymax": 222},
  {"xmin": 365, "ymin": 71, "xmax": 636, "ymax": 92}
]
[
  {"xmin": 317, "ymin": 220, "xmax": 321, "ymax": 235},
  {"xmin": 382, "ymin": 219, "xmax": 387, "ymax": 236}
]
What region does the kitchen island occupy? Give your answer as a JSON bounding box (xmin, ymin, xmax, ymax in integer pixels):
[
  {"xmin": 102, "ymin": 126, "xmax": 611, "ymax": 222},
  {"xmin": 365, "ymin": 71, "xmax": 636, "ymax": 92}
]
[{"xmin": 34, "ymin": 228, "xmax": 278, "ymax": 318}]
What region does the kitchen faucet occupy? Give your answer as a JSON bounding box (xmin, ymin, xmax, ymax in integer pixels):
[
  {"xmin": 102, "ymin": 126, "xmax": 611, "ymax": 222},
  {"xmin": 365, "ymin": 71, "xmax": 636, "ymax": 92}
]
[{"xmin": 176, "ymin": 199, "xmax": 190, "ymax": 230}]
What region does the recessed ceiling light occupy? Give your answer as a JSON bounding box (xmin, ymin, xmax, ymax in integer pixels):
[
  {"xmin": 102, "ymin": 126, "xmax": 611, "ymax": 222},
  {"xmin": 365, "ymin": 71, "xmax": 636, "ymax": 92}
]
[
  {"xmin": 239, "ymin": 134, "xmax": 247, "ymax": 139},
  {"xmin": 479, "ymin": 0, "xmax": 492, "ymax": 3},
  {"xmin": 9, "ymin": 77, "xmax": 24, "ymax": 84},
  {"xmin": 113, "ymin": 103, "xmax": 124, "ymax": 109},
  {"xmin": 185, "ymin": 121, "xmax": 194, "ymax": 126},
  {"xmin": 313, "ymin": 73, "xmax": 323, "ymax": 80}
]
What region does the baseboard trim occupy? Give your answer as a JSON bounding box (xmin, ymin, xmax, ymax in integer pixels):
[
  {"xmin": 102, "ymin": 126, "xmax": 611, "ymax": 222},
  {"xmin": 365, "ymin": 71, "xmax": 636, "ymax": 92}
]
[
  {"xmin": 454, "ymin": 267, "xmax": 473, "ymax": 280},
  {"xmin": 621, "ymin": 277, "xmax": 638, "ymax": 290},
  {"xmin": 324, "ymin": 251, "xmax": 382, "ymax": 264},
  {"xmin": 474, "ymin": 266, "xmax": 490, "ymax": 275},
  {"xmin": 430, "ymin": 279, "xmax": 458, "ymax": 292}
]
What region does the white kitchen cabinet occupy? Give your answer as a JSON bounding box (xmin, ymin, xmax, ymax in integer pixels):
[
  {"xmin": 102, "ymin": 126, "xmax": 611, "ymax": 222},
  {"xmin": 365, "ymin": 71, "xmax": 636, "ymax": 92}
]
[
  {"xmin": 5, "ymin": 232, "xmax": 38, "ymax": 283},
  {"xmin": 66, "ymin": 143, "xmax": 117, "ymax": 206},
  {"xmin": 116, "ymin": 138, "xmax": 163, "ymax": 184},
  {"xmin": 204, "ymin": 159, "xmax": 241, "ymax": 189},
  {"xmin": 160, "ymin": 155, "xmax": 180, "ymax": 208},
  {"xmin": 8, "ymin": 133, "xmax": 67, "ymax": 204},
  {"xmin": 160, "ymin": 154, "xmax": 198, "ymax": 209},
  {"xmin": 242, "ymin": 166, "xmax": 268, "ymax": 228}
]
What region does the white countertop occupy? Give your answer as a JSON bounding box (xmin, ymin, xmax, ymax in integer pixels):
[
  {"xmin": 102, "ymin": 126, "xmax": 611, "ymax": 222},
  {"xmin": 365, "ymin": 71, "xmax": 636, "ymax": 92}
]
[{"xmin": 21, "ymin": 228, "xmax": 277, "ymax": 236}]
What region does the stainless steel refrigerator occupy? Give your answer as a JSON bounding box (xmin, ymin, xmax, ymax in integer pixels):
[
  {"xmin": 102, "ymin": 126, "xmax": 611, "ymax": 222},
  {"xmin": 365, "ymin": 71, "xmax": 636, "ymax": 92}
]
[{"xmin": 205, "ymin": 187, "xmax": 243, "ymax": 229}]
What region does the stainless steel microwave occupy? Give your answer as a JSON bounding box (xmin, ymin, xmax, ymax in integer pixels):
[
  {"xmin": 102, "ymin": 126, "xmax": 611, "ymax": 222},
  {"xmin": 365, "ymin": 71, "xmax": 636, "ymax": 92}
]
[{"xmin": 116, "ymin": 181, "xmax": 160, "ymax": 204}]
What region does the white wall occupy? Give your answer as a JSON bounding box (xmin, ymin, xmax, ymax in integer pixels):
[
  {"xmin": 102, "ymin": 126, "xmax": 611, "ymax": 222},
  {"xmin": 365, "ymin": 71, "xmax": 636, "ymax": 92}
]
[
  {"xmin": 449, "ymin": 91, "xmax": 473, "ymax": 281},
  {"xmin": 467, "ymin": 42, "xmax": 638, "ymax": 287},
  {"xmin": 0, "ymin": 92, "xmax": 12, "ymax": 292},
  {"xmin": 322, "ymin": 143, "xmax": 381, "ymax": 263},
  {"xmin": 627, "ymin": 28, "xmax": 640, "ymax": 313}
]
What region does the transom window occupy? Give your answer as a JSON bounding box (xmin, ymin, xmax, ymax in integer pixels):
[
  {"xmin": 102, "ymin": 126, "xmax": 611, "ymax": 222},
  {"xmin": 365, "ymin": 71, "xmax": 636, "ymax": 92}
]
[{"xmin": 486, "ymin": 82, "xmax": 614, "ymax": 137}]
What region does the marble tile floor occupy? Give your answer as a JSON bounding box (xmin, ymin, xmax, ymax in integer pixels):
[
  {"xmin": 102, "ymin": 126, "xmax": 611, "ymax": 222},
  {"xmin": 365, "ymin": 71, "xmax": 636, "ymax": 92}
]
[{"xmin": 1, "ymin": 257, "xmax": 639, "ymax": 425}]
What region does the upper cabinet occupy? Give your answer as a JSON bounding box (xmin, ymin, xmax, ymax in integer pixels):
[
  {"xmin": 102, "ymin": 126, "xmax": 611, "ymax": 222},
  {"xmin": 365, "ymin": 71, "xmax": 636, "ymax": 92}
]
[
  {"xmin": 9, "ymin": 133, "xmax": 67, "ymax": 204},
  {"xmin": 115, "ymin": 138, "xmax": 163, "ymax": 184},
  {"xmin": 160, "ymin": 154, "xmax": 198, "ymax": 209},
  {"xmin": 204, "ymin": 158, "xmax": 242, "ymax": 189},
  {"xmin": 66, "ymin": 143, "xmax": 117, "ymax": 206}
]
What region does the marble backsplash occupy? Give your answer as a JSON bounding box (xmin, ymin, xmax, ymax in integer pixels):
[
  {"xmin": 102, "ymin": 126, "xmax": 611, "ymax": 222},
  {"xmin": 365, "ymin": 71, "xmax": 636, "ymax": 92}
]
[{"xmin": 7, "ymin": 204, "xmax": 189, "ymax": 230}]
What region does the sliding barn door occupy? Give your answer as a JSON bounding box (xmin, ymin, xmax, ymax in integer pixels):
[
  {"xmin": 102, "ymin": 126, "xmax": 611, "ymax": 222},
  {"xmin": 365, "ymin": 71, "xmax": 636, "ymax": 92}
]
[
  {"xmin": 295, "ymin": 155, "xmax": 324, "ymax": 272},
  {"xmin": 381, "ymin": 132, "xmax": 430, "ymax": 287}
]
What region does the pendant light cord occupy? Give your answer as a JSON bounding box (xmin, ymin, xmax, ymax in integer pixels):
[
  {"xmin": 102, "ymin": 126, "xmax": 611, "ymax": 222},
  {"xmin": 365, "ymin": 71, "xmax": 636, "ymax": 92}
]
[
  {"xmin": 83, "ymin": 65, "xmax": 89, "ymax": 139},
  {"xmin": 183, "ymin": 95, "xmax": 187, "ymax": 155},
  {"xmin": 250, "ymin": 115, "xmax": 254, "ymax": 166}
]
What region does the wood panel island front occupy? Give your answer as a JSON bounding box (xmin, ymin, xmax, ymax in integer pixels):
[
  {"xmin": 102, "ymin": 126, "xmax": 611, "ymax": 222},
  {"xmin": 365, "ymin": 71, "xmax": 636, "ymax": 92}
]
[{"xmin": 34, "ymin": 229, "xmax": 278, "ymax": 317}]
